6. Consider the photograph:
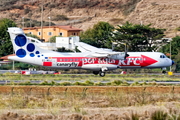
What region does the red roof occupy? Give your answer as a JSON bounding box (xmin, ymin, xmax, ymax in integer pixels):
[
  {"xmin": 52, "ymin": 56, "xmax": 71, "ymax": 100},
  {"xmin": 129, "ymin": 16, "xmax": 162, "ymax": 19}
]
[
  {"xmin": 57, "ymin": 25, "xmax": 82, "ymax": 31},
  {"xmin": 23, "ymin": 25, "xmax": 82, "ymax": 31}
]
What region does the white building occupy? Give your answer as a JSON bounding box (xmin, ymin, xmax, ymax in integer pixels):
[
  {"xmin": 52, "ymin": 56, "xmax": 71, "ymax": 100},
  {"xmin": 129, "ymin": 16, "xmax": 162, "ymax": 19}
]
[{"xmin": 27, "ymin": 36, "xmax": 80, "ymax": 51}]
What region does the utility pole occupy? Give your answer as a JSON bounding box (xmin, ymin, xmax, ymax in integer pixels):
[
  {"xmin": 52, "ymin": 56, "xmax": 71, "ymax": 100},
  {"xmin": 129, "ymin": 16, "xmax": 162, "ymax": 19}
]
[
  {"xmin": 48, "ymin": 16, "xmax": 51, "ymax": 28},
  {"xmin": 22, "ymin": 17, "xmax": 24, "ymax": 29},
  {"xmin": 170, "ymin": 40, "xmax": 172, "ymax": 72},
  {"xmin": 40, "ymin": 0, "xmax": 43, "ymax": 40}
]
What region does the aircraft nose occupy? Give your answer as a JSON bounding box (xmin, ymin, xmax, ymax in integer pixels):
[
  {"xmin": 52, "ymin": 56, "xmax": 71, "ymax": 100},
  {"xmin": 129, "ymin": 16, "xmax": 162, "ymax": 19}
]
[{"xmin": 172, "ymin": 60, "xmax": 175, "ymax": 65}]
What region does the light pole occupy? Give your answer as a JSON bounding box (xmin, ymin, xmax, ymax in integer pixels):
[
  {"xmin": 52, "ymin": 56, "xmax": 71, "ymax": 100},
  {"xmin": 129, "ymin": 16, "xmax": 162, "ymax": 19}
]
[
  {"xmin": 29, "ymin": 19, "xmax": 32, "ymax": 27},
  {"xmin": 40, "ymin": 1, "xmax": 44, "ymax": 40},
  {"xmin": 12, "ymin": 49, "xmax": 15, "ymax": 70},
  {"xmin": 48, "ymin": 16, "xmax": 51, "ymax": 28},
  {"xmin": 170, "ymin": 40, "xmax": 172, "ymax": 72},
  {"xmin": 112, "ymin": 42, "xmax": 117, "ymax": 51},
  {"xmin": 22, "ymin": 17, "xmax": 24, "ymax": 28}
]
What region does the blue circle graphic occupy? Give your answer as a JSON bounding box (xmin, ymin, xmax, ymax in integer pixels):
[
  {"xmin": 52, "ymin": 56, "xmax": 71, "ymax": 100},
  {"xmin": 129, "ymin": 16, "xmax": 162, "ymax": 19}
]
[
  {"xmin": 15, "ymin": 34, "xmax": 27, "ymax": 47},
  {"xmin": 27, "ymin": 43, "xmax": 35, "ymax": 52},
  {"xmin": 16, "ymin": 49, "xmax": 26, "ymax": 58},
  {"xmin": 36, "ymin": 51, "xmax": 40, "ymax": 54},
  {"xmin": 30, "ymin": 53, "xmax": 35, "ymax": 57}
]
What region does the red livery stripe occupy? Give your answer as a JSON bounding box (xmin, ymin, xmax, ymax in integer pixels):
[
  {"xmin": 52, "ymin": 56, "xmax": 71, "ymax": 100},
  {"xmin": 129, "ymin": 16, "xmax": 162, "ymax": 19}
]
[{"xmin": 43, "ymin": 62, "xmax": 52, "ymax": 66}]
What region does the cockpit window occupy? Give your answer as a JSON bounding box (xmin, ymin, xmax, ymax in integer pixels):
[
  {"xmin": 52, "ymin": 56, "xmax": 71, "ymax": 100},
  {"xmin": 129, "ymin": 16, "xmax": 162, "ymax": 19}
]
[{"xmin": 160, "ymin": 55, "xmax": 166, "ymax": 58}]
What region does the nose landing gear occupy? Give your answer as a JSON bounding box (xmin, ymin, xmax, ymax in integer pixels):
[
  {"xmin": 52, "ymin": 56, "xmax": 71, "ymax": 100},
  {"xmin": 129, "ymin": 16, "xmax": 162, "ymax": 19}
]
[{"xmin": 162, "ymin": 67, "xmax": 167, "ymax": 74}]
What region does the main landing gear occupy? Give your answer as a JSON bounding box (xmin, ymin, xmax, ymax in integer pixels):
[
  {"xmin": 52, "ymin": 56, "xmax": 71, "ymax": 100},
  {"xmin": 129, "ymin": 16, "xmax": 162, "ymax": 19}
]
[
  {"xmin": 99, "ymin": 71, "xmax": 106, "ymax": 77},
  {"xmin": 93, "ymin": 67, "xmax": 107, "ymax": 77},
  {"xmin": 93, "ymin": 71, "xmax": 106, "ymax": 77}
]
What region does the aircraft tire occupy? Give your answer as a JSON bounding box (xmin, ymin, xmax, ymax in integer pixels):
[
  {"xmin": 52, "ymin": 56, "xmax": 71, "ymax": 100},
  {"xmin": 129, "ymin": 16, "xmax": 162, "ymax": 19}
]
[
  {"xmin": 99, "ymin": 71, "xmax": 105, "ymax": 77},
  {"xmin": 162, "ymin": 70, "xmax": 166, "ymax": 74},
  {"xmin": 93, "ymin": 71, "xmax": 99, "ymax": 75}
]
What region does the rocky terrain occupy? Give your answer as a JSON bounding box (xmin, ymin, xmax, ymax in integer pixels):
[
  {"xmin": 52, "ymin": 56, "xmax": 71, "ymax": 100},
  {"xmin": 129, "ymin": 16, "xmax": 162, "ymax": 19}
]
[
  {"xmin": 125, "ymin": 0, "xmax": 180, "ymax": 37},
  {"xmin": 0, "ymin": 0, "xmax": 180, "ymax": 37}
]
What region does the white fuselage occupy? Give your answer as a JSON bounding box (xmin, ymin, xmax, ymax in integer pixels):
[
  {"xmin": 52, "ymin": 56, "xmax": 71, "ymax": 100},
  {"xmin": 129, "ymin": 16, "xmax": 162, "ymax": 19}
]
[
  {"xmin": 8, "ymin": 52, "xmax": 173, "ymax": 71},
  {"xmin": 7, "ymin": 27, "xmax": 174, "ymax": 76}
]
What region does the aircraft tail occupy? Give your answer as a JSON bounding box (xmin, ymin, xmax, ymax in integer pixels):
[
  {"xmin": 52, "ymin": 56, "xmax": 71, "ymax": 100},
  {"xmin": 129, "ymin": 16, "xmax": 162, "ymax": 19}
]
[{"xmin": 8, "ymin": 27, "xmax": 49, "ymax": 58}]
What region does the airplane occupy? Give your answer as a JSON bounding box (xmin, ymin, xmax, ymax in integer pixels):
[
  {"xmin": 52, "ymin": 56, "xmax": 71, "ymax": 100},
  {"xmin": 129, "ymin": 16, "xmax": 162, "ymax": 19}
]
[{"xmin": 6, "ymin": 27, "xmax": 174, "ymax": 77}]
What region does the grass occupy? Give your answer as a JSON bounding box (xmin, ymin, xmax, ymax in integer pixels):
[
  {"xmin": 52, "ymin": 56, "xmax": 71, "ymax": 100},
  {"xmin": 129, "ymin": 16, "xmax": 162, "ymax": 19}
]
[
  {"xmin": 0, "ymin": 73, "xmax": 180, "ymax": 118},
  {"xmin": 0, "ymin": 73, "xmax": 180, "ymax": 82},
  {"xmin": 151, "ymin": 110, "xmax": 168, "ymax": 120},
  {"xmin": 0, "ymin": 87, "xmax": 180, "ymax": 119},
  {"xmin": 0, "ymin": 73, "xmax": 179, "ymax": 86}
]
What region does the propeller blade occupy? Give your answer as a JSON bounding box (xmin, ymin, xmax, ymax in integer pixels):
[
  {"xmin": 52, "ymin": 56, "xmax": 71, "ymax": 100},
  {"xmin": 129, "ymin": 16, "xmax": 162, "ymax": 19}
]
[{"xmin": 124, "ymin": 43, "xmax": 129, "ymax": 59}]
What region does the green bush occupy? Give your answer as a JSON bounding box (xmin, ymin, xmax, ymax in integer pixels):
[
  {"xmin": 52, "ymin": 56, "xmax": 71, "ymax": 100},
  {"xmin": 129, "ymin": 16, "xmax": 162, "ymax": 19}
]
[
  {"xmin": 111, "ymin": 80, "xmax": 123, "ymax": 85},
  {"xmin": 52, "ymin": 15, "xmax": 69, "ymax": 21},
  {"xmin": 60, "ymin": 82, "xmax": 71, "ymax": 86},
  {"xmin": 84, "ymin": 80, "xmax": 94, "ymax": 86}
]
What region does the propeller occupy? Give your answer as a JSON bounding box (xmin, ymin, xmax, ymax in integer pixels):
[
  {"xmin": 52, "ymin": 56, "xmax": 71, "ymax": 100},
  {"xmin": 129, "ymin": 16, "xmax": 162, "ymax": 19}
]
[{"xmin": 124, "ymin": 43, "xmax": 129, "ymax": 59}]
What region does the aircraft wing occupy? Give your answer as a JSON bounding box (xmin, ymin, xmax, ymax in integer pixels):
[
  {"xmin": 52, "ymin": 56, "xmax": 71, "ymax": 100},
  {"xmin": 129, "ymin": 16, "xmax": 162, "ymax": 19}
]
[
  {"xmin": 75, "ymin": 42, "xmax": 125, "ymax": 60},
  {"xmin": 75, "ymin": 42, "xmax": 109, "ymax": 53}
]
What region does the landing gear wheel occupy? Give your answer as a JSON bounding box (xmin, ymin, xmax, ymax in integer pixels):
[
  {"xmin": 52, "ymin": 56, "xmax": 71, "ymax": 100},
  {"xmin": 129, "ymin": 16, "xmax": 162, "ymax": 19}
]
[
  {"xmin": 93, "ymin": 71, "xmax": 99, "ymax": 75},
  {"xmin": 99, "ymin": 71, "xmax": 105, "ymax": 77},
  {"xmin": 162, "ymin": 70, "xmax": 166, "ymax": 74}
]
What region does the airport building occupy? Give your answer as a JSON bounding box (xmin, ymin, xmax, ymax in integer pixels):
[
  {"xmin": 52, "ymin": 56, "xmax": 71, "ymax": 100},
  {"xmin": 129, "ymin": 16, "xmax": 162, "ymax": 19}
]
[{"xmin": 23, "ymin": 25, "xmax": 82, "ymax": 42}]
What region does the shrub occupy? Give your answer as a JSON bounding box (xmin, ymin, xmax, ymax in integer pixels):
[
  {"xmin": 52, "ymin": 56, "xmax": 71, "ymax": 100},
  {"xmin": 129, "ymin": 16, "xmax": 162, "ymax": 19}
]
[
  {"xmin": 52, "ymin": 15, "xmax": 69, "ymax": 21},
  {"xmin": 60, "ymin": 82, "xmax": 71, "ymax": 86},
  {"xmin": 131, "ymin": 112, "xmax": 140, "ymax": 120},
  {"xmin": 24, "ymin": 7, "xmax": 30, "ymax": 14},
  {"xmin": 84, "ymin": 80, "xmax": 94, "ymax": 86},
  {"xmin": 151, "ymin": 110, "xmax": 168, "ymax": 120},
  {"xmin": 48, "ymin": 3, "xmax": 57, "ymax": 9},
  {"xmin": 111, "ymin": 80, "xmax": 123, "ymax": 85}
]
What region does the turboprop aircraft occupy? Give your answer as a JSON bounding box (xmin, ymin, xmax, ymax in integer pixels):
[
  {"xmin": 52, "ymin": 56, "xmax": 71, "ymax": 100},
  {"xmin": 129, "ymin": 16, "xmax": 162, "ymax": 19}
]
[
  {"xmin": 75, "ymin": 42, "xmax": 174, "ymax": 74},
  {"xmin": 7, "ymin": 27, "xmax": 174, "ymax": 77}
]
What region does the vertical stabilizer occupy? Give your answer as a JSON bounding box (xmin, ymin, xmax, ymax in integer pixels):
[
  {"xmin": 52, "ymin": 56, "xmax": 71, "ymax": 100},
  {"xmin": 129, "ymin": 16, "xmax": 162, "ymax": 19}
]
[
  {"xmin": 8, "ymin": 27, "xmax": 25, "ymax": 53},
  {"xmin": 8, "ymin": 27, "xmax": 50, "ymax": 59}
]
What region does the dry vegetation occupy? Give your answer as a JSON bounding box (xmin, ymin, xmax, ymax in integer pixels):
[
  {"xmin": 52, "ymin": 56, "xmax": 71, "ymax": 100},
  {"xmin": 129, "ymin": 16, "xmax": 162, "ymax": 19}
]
[
  {"xmin": 0, "ymin": 73, "xmax": 179, "ymax": 119},
  {"xmin": 0, "ymin": 0, "xmax": 179, "ymax": 37},
  {"xmin": 0, "ymin": 86, "xmax": 180, "ymax": 119},
  {"xmin": 0, "ymin": 0, "xmax": 180, "ymax": 37}
]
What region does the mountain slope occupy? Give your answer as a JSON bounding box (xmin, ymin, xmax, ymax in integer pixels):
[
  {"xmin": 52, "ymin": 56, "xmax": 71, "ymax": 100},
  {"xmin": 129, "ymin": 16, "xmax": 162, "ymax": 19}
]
[
  {"xmin": 0, "ymin": 0, "xmax": 180, "ymax": 37},
  {"xmin": 125, "ymin": 0, "xmax": 180, "ymax": 37}
]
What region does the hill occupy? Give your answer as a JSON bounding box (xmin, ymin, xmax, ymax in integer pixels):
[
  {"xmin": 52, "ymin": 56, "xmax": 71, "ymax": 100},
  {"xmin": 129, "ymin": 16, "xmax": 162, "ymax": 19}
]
[{"xmin": 0, "ymin": 0, "xmax": 180, "ymax": 37}]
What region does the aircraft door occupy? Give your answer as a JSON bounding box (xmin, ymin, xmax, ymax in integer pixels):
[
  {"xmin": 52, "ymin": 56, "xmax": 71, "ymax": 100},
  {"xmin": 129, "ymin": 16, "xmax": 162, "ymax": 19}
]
[{"xmin": 52, "ymin": 59, "xmax": 57, "ymax": 66}]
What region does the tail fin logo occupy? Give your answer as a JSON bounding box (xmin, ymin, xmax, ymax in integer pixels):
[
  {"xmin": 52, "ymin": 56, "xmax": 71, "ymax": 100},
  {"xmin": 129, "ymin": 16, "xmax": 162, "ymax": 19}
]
[
  {"xmin": 14, "ymin": 34, "xmax": 41, "ymax": 58},
  {"xmin": 15, "ymin": 34, "xmax": 27, "ymax": 47}
]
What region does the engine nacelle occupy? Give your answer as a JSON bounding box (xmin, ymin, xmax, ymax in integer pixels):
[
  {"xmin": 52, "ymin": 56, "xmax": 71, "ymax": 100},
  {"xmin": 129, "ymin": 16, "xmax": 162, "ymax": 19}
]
[{"xmin": 109, "ymin": 54, "xmax": 125, "ymax": 60}]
